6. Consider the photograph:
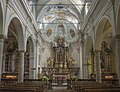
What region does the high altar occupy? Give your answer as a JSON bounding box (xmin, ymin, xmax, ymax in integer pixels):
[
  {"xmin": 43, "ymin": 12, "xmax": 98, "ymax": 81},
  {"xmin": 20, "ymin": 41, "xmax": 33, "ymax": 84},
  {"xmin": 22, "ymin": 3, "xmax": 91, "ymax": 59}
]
[{"xmin": 42, "ymin": 37, "xmax": 79, "ymax": 83}]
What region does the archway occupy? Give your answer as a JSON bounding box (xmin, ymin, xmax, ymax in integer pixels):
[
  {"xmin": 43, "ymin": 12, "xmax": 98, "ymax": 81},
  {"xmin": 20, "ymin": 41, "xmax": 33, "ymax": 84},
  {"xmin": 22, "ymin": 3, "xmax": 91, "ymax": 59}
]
[
  {"xmin": 0, "ymin": 1, "xmax": 4, "ymax": 81},
  {"xmin": 24, "ymin": 37, "xmax": 34, "ymax": 79},
  {"xmin": 95, "ymin": 16, "xmax": 116, "ymax": 79},
  {"xmin": 2, "ymin": 17, "xmax": 24, "ymax": 80},
  {"xmin": 117, "ymin": 5, "xmax": 120, "ymax": 34},
  {"xmin": 0, "ymin": 2, "xmax": 3, "ymax": 34},
  {"xmin": 2, "ymin": 18, "xmax": 19, "ymax": 78},
  {"xmin": 115, "ymin": 5, "xmax": 120, "ymax": 85}
]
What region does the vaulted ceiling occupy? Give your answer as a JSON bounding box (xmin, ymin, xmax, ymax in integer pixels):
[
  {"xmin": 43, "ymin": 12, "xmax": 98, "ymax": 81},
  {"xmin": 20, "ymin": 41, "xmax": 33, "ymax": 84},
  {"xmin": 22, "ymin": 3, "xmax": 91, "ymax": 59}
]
[{"xmin": 29, "ymin": 0, "xmax": 89, "ymax": 43}]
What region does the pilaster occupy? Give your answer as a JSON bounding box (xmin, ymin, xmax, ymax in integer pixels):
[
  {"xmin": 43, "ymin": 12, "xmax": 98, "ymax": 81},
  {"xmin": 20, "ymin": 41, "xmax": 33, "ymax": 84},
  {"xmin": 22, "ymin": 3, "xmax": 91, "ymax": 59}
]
[
  {"xmin": 0, "ymin": 38, "xmax": 4, "ymax": 81},
  {"xmin": 114, "ymin": 34, "xmax": 120, "ymax": 85},
  {"xmin": 18, "ymin": 50, "xmax": 25, "ymax": 83},
  {"xmin": 94, "ymin": 50, "xmax": 102, "ymax": 83}
]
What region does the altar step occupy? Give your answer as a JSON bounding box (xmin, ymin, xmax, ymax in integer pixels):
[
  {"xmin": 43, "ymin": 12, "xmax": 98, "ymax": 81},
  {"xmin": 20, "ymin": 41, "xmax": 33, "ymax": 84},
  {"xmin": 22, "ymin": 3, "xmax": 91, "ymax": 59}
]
[
  {"xmin": 47, "ymin": 89, "xmax": 73, "ymax": 92},
  {"xmin": 52, "ymin": 82, "xmax": 68, "ymax": 87}
]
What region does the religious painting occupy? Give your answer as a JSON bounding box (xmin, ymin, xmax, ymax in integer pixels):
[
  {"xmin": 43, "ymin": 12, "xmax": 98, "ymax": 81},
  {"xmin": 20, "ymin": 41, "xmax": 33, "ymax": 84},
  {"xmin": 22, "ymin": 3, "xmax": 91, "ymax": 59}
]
[
  {"xmin": 47, "ymin": 29, "xmax": 52, "ymax": 37},
  {"xmin": 57, "ymin": 25, "xmax": 65, "ymax": 35},
  {"xmin": 57, "ymin": 11, "xmax": 65, "ymax": 18},
  {"xmin": 70, "ymin": 29, "xmax": 75, "ymax": 38},
  {"xmin": 56, "ymin": 37, "xmax": 65, "ymax": 63},
  {"xmin": 100, "ymin": 41, "xmax": 112, "ymax": 73}
]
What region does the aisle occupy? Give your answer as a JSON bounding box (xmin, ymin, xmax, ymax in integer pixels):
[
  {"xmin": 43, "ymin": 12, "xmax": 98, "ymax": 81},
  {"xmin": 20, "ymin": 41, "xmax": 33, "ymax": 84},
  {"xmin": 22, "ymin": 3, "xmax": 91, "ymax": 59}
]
[
  {"xmin": 47, "ymin": 87, "xmax": 73, "ymax": 92},
  {"xmin": 47, "ymin": 89, "xmax": 73, "ymax": 92}
]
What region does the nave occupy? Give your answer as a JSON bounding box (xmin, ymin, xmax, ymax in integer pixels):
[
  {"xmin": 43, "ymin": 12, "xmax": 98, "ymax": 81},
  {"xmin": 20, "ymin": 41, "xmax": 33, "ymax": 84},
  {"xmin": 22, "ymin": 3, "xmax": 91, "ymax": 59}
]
[
  {"xmin": 0, "ymin": 0, "xmax": 120, "ymax": 92},
  {"xmin": 0, "ymin": 79, "xmax": 120, "ymax": 92}
]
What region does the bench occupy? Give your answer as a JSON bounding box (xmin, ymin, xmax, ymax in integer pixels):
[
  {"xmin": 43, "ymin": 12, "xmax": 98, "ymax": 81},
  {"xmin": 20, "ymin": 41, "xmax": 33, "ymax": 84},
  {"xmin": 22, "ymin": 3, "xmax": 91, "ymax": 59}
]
[
  {"xmin": 15, "ymin": 81, "xmax": 47, "ymax": 92},
  {"xmin": 0, "ymin": 87, "xmax": 38, "ymax": 92},
  {"xmin": 0, "ymin": 80, "xmax": 47, "ymax": 92},
  {"xmin": 84, "ymin": 88, "xmax": 120, "ymax": 92},
  {"xmin": 71, "ymin": 81, "xmax": 119, "ymax": 92}
]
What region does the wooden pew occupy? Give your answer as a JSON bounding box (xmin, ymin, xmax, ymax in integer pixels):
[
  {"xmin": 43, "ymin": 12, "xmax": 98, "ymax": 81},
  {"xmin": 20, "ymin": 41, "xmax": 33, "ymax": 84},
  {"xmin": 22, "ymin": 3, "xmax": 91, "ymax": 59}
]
[
  {"xmin": 15, "ymin": 81, "xmax": 47, "ymax": 92},
  {"xmin": 0, "ymin": 87, "xmax": 38, "ymax": 92},
  {"xmin": 84, "ymin": 87, "xmax": 120, "ymax": 92},
  {"xmin": 72, "ymin": 81, "xmax": 103, "ymax": 92},
  {"xmin": 0, "ymin": 80, "xmax": 47, "ymax": 92},
  {"xmin": 72, "ymin": 81, "xmax": 120, "ymax": 92}
]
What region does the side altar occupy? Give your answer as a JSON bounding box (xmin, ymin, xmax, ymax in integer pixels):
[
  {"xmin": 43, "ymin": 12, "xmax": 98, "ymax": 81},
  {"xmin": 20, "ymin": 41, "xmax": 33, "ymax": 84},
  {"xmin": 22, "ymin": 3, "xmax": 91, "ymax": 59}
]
[{"xmin": 41, "ymin": 37, "xmax": 79, "ymax": 87}]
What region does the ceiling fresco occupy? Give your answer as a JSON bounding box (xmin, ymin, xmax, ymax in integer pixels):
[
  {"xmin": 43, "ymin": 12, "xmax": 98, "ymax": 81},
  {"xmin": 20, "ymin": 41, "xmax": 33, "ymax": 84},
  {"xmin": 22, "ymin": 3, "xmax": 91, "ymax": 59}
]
[{"xmin": 29, "ymin": 0, "xmax": 90, "ymax": 43}]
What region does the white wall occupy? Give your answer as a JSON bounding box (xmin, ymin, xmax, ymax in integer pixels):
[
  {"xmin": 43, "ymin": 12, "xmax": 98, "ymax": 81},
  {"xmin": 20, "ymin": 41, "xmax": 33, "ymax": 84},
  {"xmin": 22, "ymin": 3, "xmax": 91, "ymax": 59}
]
[{"xmin": 40, "ymin": 48, "xmax": 51, "ymax": 68}]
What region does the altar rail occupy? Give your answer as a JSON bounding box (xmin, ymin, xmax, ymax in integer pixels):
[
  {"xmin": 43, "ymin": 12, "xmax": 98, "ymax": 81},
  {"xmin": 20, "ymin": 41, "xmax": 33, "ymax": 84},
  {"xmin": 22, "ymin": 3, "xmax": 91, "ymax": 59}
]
[
  {"xmin": 76, "ymin": 79, "xmax": 119, "ymax": 86},
  {"xmin": 1, "ymin": 79, "xmax": 47, "ymax": 86},
  {"xmin": 0, "ymin": 79, "xmax": 119, "ymax": 86}
]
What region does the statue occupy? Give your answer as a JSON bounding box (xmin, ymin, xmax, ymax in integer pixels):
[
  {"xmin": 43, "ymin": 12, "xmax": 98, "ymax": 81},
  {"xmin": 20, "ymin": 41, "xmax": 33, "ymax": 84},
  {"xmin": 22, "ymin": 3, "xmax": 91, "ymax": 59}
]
[
  {"xmin": 68, "ymin": 56, "xmax": 75, "ymax": 67},
  {"xmin": 56, "ymin": 37, "xmax": 65, "ymax": 62},
  {"xmin": 47, "ymin": 57, "xmax": 53, "ymax": 67}
]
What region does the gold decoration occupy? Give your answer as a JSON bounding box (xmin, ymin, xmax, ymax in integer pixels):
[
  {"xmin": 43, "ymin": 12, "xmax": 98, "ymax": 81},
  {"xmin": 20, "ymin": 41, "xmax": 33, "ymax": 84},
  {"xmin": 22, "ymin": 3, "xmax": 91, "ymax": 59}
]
[{"xmin": 47, "ymin": 57, "xmax": 53, "ymax": 67}]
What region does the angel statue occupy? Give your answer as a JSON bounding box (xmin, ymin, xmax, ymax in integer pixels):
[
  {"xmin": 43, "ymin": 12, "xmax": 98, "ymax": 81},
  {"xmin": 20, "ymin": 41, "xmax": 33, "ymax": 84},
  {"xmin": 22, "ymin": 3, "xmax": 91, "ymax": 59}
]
[
  {"xmin": 68, "ymin": 56, "xmax": 75, "ymax": 67},
  {"xmin": 47, "ymin": 57, "xmax": 53, "ymax": 67}
]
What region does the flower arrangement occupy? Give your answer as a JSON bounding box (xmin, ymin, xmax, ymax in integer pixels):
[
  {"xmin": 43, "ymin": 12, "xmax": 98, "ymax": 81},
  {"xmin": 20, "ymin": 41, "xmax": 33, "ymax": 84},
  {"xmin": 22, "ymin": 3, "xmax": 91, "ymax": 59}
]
[
  {"xmin": 71, "ymin": 75, "xmax": 78, "ymax": 81},
  {"xmin": 38, "ymin": 73, "xmax": 49, "ymax": 81},
  {"xmin": 67, "ymin": 74, "xmax": 78, "ymax": 81}
]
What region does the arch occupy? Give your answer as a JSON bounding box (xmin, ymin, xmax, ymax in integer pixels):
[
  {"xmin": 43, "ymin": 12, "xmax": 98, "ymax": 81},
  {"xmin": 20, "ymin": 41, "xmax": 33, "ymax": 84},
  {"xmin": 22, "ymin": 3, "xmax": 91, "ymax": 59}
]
[
  {"xmin": 25, "ymin": 36, "xmax": 35, "ymax": 79},
  {"xmin": 25, "ymin": 35, "xmax": 35, "ymax": 52},
  {"xmin": 0, "ymin": 1, "xmax": 3, "ymax": 35},
  {"xmin": 95, "ymin": 15, "xmax": 112, "ymax": 50},
  {"xmin": 116, "ymin": 4, "xmax": 120, "ymax": 34},
  {"xmin": 36, "ymin": 0, "xmax": 82, "ymax": 22},
  {"xmin": 84, "ymin": 36, "xmax": 94, "ymax": 78},
  {"xmin": 4, "ymin": 14, "xmax": 25, "ymax": 51},
  {"xmin": 95, "ymin": 15, "xmax": 116, "ymax": 75},
  {"xmin": 25, "ymin": 36, "xmax": 35, "ymax": 54}
]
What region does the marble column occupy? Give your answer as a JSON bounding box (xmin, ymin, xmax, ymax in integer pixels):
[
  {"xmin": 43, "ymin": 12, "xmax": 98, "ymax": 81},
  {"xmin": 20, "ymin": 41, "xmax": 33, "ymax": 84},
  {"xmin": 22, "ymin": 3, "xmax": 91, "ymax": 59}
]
[
  {"xmin": 114, "ymin": 34, "xmax": 120, "ymax": 85},
  {"xmin": 82, "ymin": 41, "xmax": 88, "ymax": 79},
  {"xmin": 0, "ymin": 39, "xmax": 4, "ymax": 81},
  {"xmin": 29, "ymin": 56, "xmax": 35, "ymax": 79},
  {"xmin": 94, "ymin": 50, "xmax": 102, "ymax": 83},
  {"xmin": 8, "ymin": 54, "xmax": 12, "ymax": 71},
  {"xmin": 77, "ymin": 48, "xmax": 80, "ymax": 68},
  {"xmin": 80, "ymin": 46, "xmax": 83, "ymax": 79},
  {"xmin": 2, "ymin": 52, "xmax": 6, "ymax": 72},
  {"xmin": 18, "ymin": 50, "xmax": 25, "ymax": 83},
  {"xmin": 77, "ymin": 46, "xmax": 83, "ymax": 79},
  {"xmin": 91, "ymin": 51, "xmax": 95, "ymax": 73},
  {"xmin": 11, "ymin": 54, "xmax": 15, "ymax": 72}
]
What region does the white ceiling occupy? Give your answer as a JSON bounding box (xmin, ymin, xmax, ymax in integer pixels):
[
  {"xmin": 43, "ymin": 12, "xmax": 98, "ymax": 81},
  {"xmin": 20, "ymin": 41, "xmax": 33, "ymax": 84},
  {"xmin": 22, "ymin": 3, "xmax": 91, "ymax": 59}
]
[{"xmin": 32, "ymin": 0, "xmax": 88, "ymax": 43}]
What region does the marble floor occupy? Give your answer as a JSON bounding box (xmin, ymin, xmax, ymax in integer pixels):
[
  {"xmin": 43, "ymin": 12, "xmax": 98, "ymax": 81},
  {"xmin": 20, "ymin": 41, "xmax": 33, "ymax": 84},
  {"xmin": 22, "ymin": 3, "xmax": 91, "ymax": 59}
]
[
  {"xmin": 47, "ymin": 87, "xmax": 73, "ymax": 92},
  {"xmin": 47, "ymin": 89, "xmax": 73, "ymax": 92}
]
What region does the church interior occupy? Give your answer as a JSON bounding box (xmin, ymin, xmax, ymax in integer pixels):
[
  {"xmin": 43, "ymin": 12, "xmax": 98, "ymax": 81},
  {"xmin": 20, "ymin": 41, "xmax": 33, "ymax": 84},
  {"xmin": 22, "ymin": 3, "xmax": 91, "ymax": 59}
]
[{"xmin": 0, "ymin": 0, "xmax": 120, "ymax": 92}]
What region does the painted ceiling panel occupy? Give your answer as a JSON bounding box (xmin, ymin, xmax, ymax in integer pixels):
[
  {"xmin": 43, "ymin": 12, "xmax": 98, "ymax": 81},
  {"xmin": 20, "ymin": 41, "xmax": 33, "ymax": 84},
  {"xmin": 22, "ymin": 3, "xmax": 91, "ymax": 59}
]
[{"xmin": 28, "ymin": 0, "xmax": 90, "ymax": 43}]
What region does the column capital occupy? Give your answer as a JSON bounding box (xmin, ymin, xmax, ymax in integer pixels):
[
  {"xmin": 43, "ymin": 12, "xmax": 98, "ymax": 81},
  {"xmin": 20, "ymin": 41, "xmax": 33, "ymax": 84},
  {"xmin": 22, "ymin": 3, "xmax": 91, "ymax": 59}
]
[
  {"xmin": 94, "ymin": 50, "xmax": 101, "ymax": 52},
  {"xmin": 0, "ymin": 34, "xmax": 7, "ymax": 39},
  {"xmin": 114, "ymin": 34, "xmax": 120, "ymax": 41},
  {"xmin": 0, "ymin": 34, "xmax": 7, "ymax": 42},
  {"xmin": 0, "ymin": 39, "xmax": 4, "ymax": 42},
  {"xmin": 18, "ymin": 50, "xmax": 25, "ymax": 53}
]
